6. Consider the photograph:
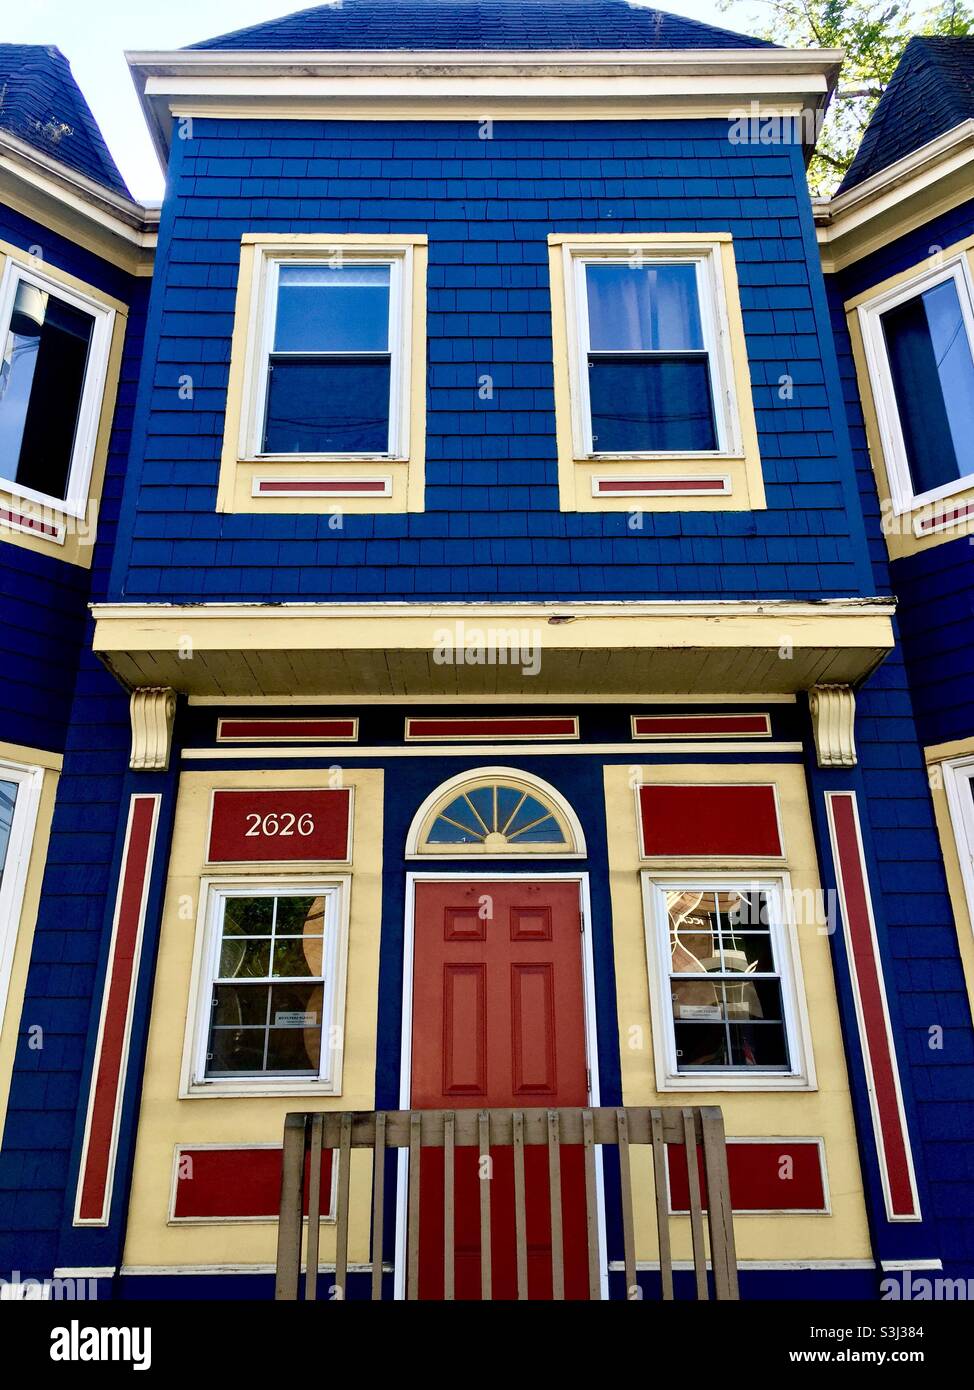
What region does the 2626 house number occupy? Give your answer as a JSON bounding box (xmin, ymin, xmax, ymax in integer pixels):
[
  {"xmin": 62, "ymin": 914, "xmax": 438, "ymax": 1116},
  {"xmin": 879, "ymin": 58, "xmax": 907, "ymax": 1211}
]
[{"xmin": 244, "ymin": 812, "xmax": 316, "ymax": 838}]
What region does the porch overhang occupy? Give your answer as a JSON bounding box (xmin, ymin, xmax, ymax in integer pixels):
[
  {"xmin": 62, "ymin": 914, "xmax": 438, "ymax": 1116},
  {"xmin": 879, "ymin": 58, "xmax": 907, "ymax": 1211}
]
[{"xmin": 91, "ymin": 599, "xmax": 896, "ymax": 699}]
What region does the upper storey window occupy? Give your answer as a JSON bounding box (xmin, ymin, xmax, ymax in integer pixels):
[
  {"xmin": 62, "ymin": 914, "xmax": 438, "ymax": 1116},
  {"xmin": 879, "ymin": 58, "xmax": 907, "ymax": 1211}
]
[
  {"xmin": 220, "ymin": 235, "xmax": 428, "ymax": 516},
  {"xmin": 0, "ymin": 260, "xmax": 115, "ymax": 517},
  {"xmin": 261, "ymin": 261, "xmax": 398, "ymax": 456},
  {"xmin": 859, "ymin": 256, "xmax": 974, "ymax": 512},
  {"xmin": 548, "ymin": 235, "xmax": 764, "ymax": 513},
  {"xmin": 580, "ymin": 260, "xmax": 718, "ymax": 454}
]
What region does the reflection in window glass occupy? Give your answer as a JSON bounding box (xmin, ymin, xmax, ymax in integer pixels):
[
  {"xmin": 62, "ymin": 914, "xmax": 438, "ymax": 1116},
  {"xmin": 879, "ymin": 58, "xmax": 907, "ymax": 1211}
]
[
  {"xmin": 206, "ymin": 893, "xmax": 327, "ymax": 1078},
  {"xmin": 263, "ymin": 262, "xmax": 393, "ymax": 455},
  {"xmin": 666, "ymin": 887, "xmax": 790, "ymax": 1072},
  {"xmin": 0, "ymin": 279, "xmax": 95, "ymax": 501},
  {"xmin": 881, "ymin": 276, "xmax": 974, "ymax": 497},
  {"xmin": 425, "ymin": 782, "xmax": 570, "ymax": 849},
  {"xmin": 583, "ymin": 261, "xmax": 717, "ymax": 453}
]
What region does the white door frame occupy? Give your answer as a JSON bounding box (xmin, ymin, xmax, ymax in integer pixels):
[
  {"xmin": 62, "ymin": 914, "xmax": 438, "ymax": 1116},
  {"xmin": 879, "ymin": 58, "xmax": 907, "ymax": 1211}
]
[{"xmin": 394, "ymin": 869, "xmax": 607, "ymax": 1300}]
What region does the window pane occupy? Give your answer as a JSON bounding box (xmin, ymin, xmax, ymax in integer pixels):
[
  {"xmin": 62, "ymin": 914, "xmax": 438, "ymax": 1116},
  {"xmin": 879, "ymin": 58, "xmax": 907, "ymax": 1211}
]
[
  {"xmin": 585, "ymin": 263, "xmax": 703, "ymax": 351},
  {"xmin": 219, "ymin": 939, "xmax": 270, "ymax": 978},
  {"xmin": 263, "ymin": 357, "xmax": 391, "ymax": 454},
  {"xmin": 275, "ymin": 264, "xmax": 390, "ymax": 353},
  {"xmin": 275, "ymin": 895, "xmax": 323, "ymax": 935},
  {"xmin": 0, "ymin": 285, "xmax": 94, "ymax": 501},
  {"xmin": 882, "ymin": 278, "xmax": 974, "ymax": 495},
  {"xmin": 728, "ymin": 1022, "xmax": 789, "ymax": 1068},
  {"xmin": 589, "ymin": 356, "xmax": 717, "ymax": 452},
  {"xmin": 212, "ymin": 982, "xmax": 270, "ymax": 1028},
  {"xmin": 208, "ymin": 1027, "xmax": 266, "ymax": 1074},
  {"xmin": 222, "ymin": 896, "xmax": 273, "ymax": 937},
  {"xmin": 0, "ymin": 779, "xmax": 17, "ymax": 887},
  {"xmin": 674, "ymin": 1022, "xmax": 728, "ymax": 1068},
  {"xmin": 273, "ymin": 937, "xmax": 323, "ymax": 977}
]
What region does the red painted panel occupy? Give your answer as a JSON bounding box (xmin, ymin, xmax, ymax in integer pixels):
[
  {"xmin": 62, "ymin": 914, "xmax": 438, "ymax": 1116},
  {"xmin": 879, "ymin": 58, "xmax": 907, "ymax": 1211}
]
[
  {"xmin": 510, "ymin": 905, "xmax": 552, "ymax": 941},
  {"xmin": 829, "ymin": 792, "xmax": 918, "ymax": 1218},
  {"xmin": 218, "ymin": 718, "xmax": 357, "ymax": 742},
  {"xmin": 639, "ymin": 783, "xmax": 782, "ymax": 857},
  {"xmin": 668, "ymin": 1140, "xmax": 827, "ymax": 1212},
  {"xmin": 412, "ymin": 879, "xmax": 590, "ymax": 1299},
  {"xmin": 594, "ymin": 477, "xmax": 726, "ymax": 494},
  {"xmin": 257, "ymin": 478, "xmax": 389, "ymax": 494},
  {"xmin": 173, "ymin": 1146, "xmax": 333, "ymax": 1220},
  {"xmin": 0, "ymin": 506, "xmax": 62, "ymax": 539},
  {"xmin": 407, "ymin": 716, "xmax": 577, "ymax": 740},
  {"xmin": 442, "ymin": 964, "xmax": 487, "ymax": 1095},
  {"xmin": 633, "ymin": 713, "xmax": 771, "ymax": 737},
  {"xmin": 77, "ymin": 795, "xmax": 157, "ymax": 1222},
  {"xmin": 207, "ymin": 788, "xmax": 351, "ymax": 863}
]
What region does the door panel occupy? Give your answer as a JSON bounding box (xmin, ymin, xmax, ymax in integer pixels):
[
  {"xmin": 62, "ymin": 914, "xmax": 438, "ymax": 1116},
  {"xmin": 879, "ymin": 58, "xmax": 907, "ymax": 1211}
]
[{"xmin": 411, "ymin": 878, "xmax": 592, "ymax": 1299}]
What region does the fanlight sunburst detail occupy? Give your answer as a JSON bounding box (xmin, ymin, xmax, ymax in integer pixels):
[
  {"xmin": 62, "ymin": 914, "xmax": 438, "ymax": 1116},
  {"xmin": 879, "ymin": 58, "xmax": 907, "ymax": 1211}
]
[{"xmin": 424, "ymin": 781, "xmax": 572, "ymax": 851}]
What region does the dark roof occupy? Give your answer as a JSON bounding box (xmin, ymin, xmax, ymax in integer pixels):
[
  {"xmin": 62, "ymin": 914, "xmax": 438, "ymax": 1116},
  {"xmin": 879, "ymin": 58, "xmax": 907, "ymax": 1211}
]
[
  {"xmin": 0, "ymin": 45, "xmax": 129, "ymax": 198},
  {"xmin": 839, "ymin": 36, "xmax": 974, "ymax": 193},
  {"xmin": 191, "ymin": 0, "xmax": 772, "ymax": 53}
]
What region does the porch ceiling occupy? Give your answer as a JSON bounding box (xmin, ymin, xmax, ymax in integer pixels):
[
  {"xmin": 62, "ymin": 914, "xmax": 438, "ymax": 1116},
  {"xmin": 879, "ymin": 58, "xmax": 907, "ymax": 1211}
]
[{"xmin": 90, "ymin": 600, "xmax": 896, "ymax": 699}]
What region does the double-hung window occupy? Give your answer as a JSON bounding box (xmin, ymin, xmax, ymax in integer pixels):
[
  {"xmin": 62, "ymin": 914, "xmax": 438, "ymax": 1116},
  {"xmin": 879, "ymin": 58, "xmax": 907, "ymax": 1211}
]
[
  {"xmin": 190, "ymin": 881, "xmax": 348, "ymax": 1094},
  {"xmin": 858, "ymin": 254, "xmax": 974, "ymax": 512},
  {"xmin": 643, "ymin": 875, "xmax": 812, "ymax": 1090},
  {"xmin": 0, "ymin": 258, "xmax": 114, "ymax": 516},
  {"xmin": 252, "ymin": 252, "xmax": 406, "ymax": 459},
  {"xmin": 579, "ymin": 258, "xmax": 720, "ymax": 454}
]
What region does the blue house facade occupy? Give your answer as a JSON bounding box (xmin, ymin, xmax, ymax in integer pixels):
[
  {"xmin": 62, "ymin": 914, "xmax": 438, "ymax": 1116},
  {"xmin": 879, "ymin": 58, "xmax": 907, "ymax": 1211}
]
[{"xmin": 1, "ymin": 2, "xmax": 973, "ymax": 1301}]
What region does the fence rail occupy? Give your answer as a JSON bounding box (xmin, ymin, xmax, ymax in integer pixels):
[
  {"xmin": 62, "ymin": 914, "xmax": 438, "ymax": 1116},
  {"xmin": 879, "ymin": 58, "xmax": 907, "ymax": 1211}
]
[{"xmin": 275, "ymin": 1105, "xmax": 738, "ymax": 1301}]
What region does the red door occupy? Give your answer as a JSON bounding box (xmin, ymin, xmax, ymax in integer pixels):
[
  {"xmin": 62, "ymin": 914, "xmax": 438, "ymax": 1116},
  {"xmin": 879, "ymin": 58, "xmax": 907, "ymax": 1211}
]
[{"xmin": 410, "ymin": 878, "xmax": 593, "ymax": 1299}]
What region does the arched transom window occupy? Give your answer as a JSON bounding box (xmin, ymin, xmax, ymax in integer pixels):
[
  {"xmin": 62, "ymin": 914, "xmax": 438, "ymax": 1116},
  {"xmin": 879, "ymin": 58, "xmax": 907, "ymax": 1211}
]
[{"xmin": 408, "ymin": 769, "xmax": 584, "ymax": 857}]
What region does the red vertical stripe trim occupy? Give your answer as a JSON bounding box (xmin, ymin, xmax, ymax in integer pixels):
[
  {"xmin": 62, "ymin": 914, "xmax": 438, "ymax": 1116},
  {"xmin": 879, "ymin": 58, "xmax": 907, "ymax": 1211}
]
[
  {"xmin": 75, "ymin": 795, "xmax": 159, "ymax": 1225},
  {"xmin": 827, "ymin": 791, "xmax": 920, "ymax": 1221}
]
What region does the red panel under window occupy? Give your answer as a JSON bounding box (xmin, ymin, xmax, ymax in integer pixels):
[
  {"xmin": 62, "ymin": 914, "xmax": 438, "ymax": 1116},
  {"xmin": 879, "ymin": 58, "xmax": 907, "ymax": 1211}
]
[
  {"xmin": 668, "ymin": 1141, "xmax": 826, "ymax": 1212},
  {"xmin": 639, "ymin": 784, "xmax": 782, "ymax": 857},
  {"xmin": 632, "ymin": 714, "xmax": 771, "ymax": 737},
  {"xmin": 407, "ymin": 716, "xmax": 577, "ymax": 740},
  {"xmin": 207, "ymin": 788, "xmax": 351, "ymax": 863},
  {"xmin": 172, "ymin": 1146, "xmax": 333, "ymax": 1220},
  {"xmin": 218, "ymin": 719, "xmax": 357, "ymax": 742}
]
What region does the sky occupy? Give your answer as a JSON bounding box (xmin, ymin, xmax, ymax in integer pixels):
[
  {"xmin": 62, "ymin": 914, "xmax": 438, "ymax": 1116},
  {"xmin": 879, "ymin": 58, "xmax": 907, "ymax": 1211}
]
[{"xmin": 2, "ymin": 0, "xmax": 764, "ymax": 201}]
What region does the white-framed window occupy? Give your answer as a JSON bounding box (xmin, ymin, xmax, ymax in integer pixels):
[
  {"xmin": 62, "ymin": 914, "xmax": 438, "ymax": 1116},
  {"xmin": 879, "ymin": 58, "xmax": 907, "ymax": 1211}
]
[
  {"xmin": 243, "ymin": 246, "xmax": 412, "ymax": 461},
  {"xmin": 642, "ymin": 872, "xmax": 814, "ymax": 1091},
  {"xmin": 185, "ymin": 878, "xmax": 349, "ymax": 1097},
  {"xmin": 858, "ymin": 253, "xmax": 974, "ymax": 513},
  {"xmin": 943, "ymin": 755, "xmax": 974, "ymax": 930},
  {"xmin": 0, "ymin": 258, "xmax": 115, "ymax": 517},
  {"xmin": 565, "ymin": 243, "xmax": 741, "ymax": 458},
  {"xmin": 0, "ymin": 760, "xmax": 43, "ymax": 1028}
]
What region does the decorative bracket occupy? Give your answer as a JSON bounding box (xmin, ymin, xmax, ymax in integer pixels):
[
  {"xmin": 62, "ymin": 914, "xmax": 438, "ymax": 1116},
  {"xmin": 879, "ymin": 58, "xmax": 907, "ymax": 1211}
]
[
  {"xmin": 130, "ymin": 687, "xmax": 177, "ymax": 772},
  {"xmin": 808, "ymin": 684, "xmax": 857, "ymax": 768}
]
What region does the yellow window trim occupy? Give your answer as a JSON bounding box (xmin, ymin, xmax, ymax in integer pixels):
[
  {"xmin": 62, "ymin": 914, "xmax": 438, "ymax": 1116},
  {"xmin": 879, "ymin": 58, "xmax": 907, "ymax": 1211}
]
[
  {"xmin": 0, "ymin": 238, "xmax": 128, "ymax": 568},
  {"xmin": 845, "ymin": 233, "xmax": 974, "ymax": 560},
  {"xmin": 547, "ymin": 233, "xmax": 765, "ymax": 513},
  {"xmin": 217, "ymin": 233, "xmax": 428, "ymax": 516},
  {"xmin": 925, "ymin": 738, "xmax": 974, "ymax": 1024}
]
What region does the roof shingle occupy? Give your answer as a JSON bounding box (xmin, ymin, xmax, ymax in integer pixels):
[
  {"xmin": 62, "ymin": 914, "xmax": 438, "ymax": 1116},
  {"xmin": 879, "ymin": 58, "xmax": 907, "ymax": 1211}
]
[
  {"xmin": 0, "ymin": 44, "xmax": 129, "ymax": 198},
  {"xmin": 191, "ymin": 0, "xmax": 771, "ymax": 53}
]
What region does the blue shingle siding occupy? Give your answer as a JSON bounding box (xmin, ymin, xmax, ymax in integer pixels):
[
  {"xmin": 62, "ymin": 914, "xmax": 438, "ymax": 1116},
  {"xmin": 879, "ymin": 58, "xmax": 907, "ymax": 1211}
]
[
  {"xmin": 112, "ymin": 116, "xmax": 876, "ymax": 603},
  {"xmin": 192, "ymin": 0, "xmax": 771, "ymax": 53}
]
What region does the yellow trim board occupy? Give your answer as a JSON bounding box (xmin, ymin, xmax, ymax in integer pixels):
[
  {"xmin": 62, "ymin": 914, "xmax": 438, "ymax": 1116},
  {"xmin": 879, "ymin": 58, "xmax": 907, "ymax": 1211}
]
[
  {"xmin": 90, "ymin": 600, "xmax": 896, "ymax": 699},
  {"xmin": 217, "ymin": 234, "xmax": 427, "ymax": 516},
  {"xmin": 122, "ymin": 767, "xmax": 383, "ymax": 1271},
  {"xmin": 547, "ymin": 234, "xmax": 765, "ymax": 512},
  {"xmin": 844, "ymin": 234, "xmax": 974, "ymax": 561},
  {"xmin": 605, "ymin": 760, "xmax": 870, "ymax": 1261},
  {"xmin": 924, "ymin": 739, "xmax": 974, "ymax": 1024}
]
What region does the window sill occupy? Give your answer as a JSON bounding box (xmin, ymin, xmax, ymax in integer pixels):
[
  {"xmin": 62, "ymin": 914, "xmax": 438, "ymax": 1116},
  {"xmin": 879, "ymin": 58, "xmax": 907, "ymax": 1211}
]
[
  {"xmin": 181, "ymin": 1079, "xmax": 342, "ymax": 1100},
  {"xmin": 657, "ymin": 1072, "xmax": 815, "ymax": 1093}
]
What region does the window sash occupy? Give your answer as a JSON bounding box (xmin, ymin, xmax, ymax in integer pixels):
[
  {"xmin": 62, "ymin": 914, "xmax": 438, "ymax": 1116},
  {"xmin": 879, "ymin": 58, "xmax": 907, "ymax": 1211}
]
[
  {"xmin": 0, "ymin": 261, "xmax": 114, "ymax": 518},
  {"xmin": 252, "ymin": 254, "xmax": 406, "ymax": 460},
  {"xmin": 859, "ymin": 255, "xmax": 974, "ymax": 514},
  {"xmin": 572, "ymin": 252, "xmax": 729, "ymax": 457},
  {"xmin": 193, "ymin": 882, "xmax": 344, "ymax": 1089},
  {"xmin": 0, "ymin": 760, "xmax": 43, "ymax": 1035},
  {"xmin": 645, "ymin": 874, "xmax": 808, "ymax": 1087}
]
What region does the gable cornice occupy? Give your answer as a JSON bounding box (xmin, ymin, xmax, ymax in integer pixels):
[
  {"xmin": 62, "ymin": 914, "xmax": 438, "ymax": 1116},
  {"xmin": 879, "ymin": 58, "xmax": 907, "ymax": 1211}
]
[{"xmin": 126, "ymin": 46, "xmax": 843, "ymax": 163}]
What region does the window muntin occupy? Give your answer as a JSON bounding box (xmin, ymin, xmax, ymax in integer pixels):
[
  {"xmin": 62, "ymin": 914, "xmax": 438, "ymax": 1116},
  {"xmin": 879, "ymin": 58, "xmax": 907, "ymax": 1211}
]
[
  {"xmin": 197, "ymin": 883, "xmax": 344, "ymax": 1087},
  {"xmin": 0, "ymin": 261, "xmax": 113, "ymax": 515},
  {"xmin": 574, "ymin": 252, "xmax": 727, "ymax": 456},
  {"xmin": 667, "ymin": 887, "xmax": 790, "ymax": 1072},
  {"xmin": 256, "ymin": 256, "xmax": 402, "ymax": 459},
  {"xmin": 860, "ymin": 256, "xmax": 974, "ymax": 512}
]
